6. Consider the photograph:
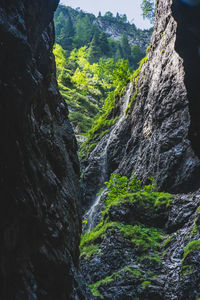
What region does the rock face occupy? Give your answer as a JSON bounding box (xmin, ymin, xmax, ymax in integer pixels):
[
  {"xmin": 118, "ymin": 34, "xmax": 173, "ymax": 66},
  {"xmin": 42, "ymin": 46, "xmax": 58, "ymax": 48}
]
[
  {"xmin": 94, "ymin": 18, "xmax": 151, "ymax": 49},
  {"xmin": 0, "ymin": 1, "xmax": 90, "ymax": 299},
  {"xmin": 80, "ymin": 0, "xmax": 200, "ymax": 299},
  {"xmin": 82, "ymin": 0, "xmax": 200, "ymax": 209}
]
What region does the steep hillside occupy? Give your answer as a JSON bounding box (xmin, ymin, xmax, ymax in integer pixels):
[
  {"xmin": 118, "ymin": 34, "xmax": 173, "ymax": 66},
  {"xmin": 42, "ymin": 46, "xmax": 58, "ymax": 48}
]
[
  {"xmin": 53, "ymin": 4, "xmax": 153, "ymax": 138},
  {"xmin": 80, "ymin": 0, "xmax": 200, "ymax": 299},
  {"xmin": 53, "ymin": 44, "xmax": 130, "ymax": 136},
  {"xmin": 54, "ymin": 5, "xmax": 152, "ymax": 67}
]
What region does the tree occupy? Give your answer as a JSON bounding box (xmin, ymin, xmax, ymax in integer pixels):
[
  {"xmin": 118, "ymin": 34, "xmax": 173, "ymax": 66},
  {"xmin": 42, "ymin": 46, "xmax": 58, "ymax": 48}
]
[
  {"xmin": 104, "ymin": 11, "xmax": 113, "ymax": 19},
  {"xmin": 60, "ymin": 16, "xmax": 74, "ymax": 51},
  {"xmin": 99, "ymin": 32, "xmax": 109, "ymax": 56},
  {"xmin": 98, "ymin": 11, "xmax": 102, "ymax": 18},
  {"xmin": 116, "ymin": 12, "xmax": 120, "ymax": 20},
  {"xmin": 141, "ymin": 0, "xmax": 155, "ymax": 24},
  {"xmin": 120, "ymin": 34, "xmax": 131, "ymax": 61},
  {"xmin": 121, "ymin": 14, "xmax": 128, "ymax": 23},
  {"xmin": 87, "ymin": 34, "xmax": 101, "ymax": 63},
  {"xmin": 73, "ymin": 15, "xmax": 93, "ymax": 48}
]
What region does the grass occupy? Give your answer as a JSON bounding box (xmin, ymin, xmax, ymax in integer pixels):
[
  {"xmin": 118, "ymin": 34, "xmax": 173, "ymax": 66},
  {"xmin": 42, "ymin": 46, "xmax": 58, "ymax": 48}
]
[
  {"xmin": 80, "ymin": 244, "xmax": 100, "ymax": 260},
  {"xmin": 191, "ymin": 218, "xmax": 199, "ymax": 236},
  {"xmin": 162, "ymin": 235, "xmax": 173, "ymax": 248},
  {"xmin": 89, "ymin": 271, "xmax": 121, "ymax": 299},
  {"xmin": 182, "ymin": 240, "xmax": 200, "ymax": 261},
  {"xmin": 80, "ymin": 174, "xmax": 170, "ymax": 261}
]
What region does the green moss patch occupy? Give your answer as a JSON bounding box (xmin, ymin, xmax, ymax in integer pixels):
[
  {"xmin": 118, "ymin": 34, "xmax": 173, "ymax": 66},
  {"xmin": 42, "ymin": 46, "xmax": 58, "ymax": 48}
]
[{"xmin": 182, "ymin": 240, "xmax": 200, "ymax": 261}]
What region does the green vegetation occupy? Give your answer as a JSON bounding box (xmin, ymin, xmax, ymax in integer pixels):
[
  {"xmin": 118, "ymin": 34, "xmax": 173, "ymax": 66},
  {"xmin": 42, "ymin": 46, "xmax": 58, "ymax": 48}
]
[
  {"xmin": 80, "ymin": 174, "xmax": 171, "ymax": 261},
  {"xmin": 54, "ymin": 5, "xmax": 153, "ymax": 143},
  {"xmin": 180, "ymin": 265, "xmax": 194, "ymax": 277},
  {"xmin": 141, "ymin": 0, "xmax": 155, "ymax": 24},
  {"xmin": 119, "ymin": 224, "xmax": 162, "ymax": 252},
  {"xmin": 54, "ymin": 44, "xmax": 130, "ymax": 135},
  {"xmin": 89, "ymin": 272, "xmax": 120, "ymax": 299},
  {"xmin": 137, "ymin": 255, "xmax": 162, "ymax": 264},
  {"xmin": 141, "ymin": 280, "xmax": 151, "ymax": 289},
  {"xmin": 101, "ymin": 173, "xmax": 171, "ymax": 218},
  {"xmin": 182, "ymin": 240, "xmax": 200, "ymax": 261},
  {"xmin": 80, "ymin": 60, "xmax": 130, "ymax": 156},
  {"xmin": 80, "ymin": 244, "xmax": 100, "ymax": 260},
  {"xmin": 54, "ymin": 5, "xmax": 151, "ymax": 67},
  {"xmin": 123, "ymin": 266, "xmax": 143, "ymax": 277},
  {"xmin": 191, "ymin": 218, "xmax": 199, "ymax": 236},
  {"xmin": 162, "ymin": 235, "xmax": 173, "ymax": 248},
  {"xmin": 89, "ymin": 265, "xmax": 151, "ymax": 298},
  {"xmin": 79, "ymin": 173, "xmax": 172, "ymax": 298}
]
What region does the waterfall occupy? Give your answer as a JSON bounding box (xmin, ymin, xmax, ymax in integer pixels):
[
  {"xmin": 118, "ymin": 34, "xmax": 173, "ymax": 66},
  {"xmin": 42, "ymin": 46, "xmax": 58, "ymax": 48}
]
[{"xmin": 85, "ymin": 83, "xmax": 132, "ymax": 231}]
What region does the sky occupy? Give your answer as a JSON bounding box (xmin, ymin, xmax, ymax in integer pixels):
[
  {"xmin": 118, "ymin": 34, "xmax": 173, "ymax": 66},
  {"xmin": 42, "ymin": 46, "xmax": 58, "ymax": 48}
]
[{"xmin": 60, "ymin": 0, "xmax": 152, "ymax": 29}]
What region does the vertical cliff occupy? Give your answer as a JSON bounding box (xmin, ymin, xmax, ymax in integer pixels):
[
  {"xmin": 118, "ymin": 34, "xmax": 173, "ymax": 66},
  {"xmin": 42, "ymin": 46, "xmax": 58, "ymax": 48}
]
[
  {"xmin": 0, "ymin": 1, "xmax": 90, "ymax": 299},
  {"xmin": 80, "ymin": 0, "xmax": 200, "ymax": 299},
  {"xmin": 81, "ymin": 0, "xmax": 200, "ymax": 208}
]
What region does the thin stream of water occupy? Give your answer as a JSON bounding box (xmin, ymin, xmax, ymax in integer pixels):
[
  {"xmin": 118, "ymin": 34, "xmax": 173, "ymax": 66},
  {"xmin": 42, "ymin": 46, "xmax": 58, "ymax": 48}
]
[{"xmin": 86, "ymin": 83, "xmax": 132, "ymax": 231}]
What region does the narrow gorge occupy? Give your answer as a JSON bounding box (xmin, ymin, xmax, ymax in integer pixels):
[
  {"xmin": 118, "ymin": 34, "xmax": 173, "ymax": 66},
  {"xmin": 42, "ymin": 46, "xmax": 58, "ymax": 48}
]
[{"xmin": 0, "ymin": 0, "xmax": 200, "ymax": 300}]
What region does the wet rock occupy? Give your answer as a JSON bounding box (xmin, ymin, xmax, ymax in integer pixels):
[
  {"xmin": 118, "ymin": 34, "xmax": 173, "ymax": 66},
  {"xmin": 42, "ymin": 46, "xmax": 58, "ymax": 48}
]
[
  {"xmin": 80, "ymin": 0, "xmax": 200, "ymax": 299},
  {"xmin": 0, "ymin": 1, "xmax": 91, "ymax": 299},
  {"xmin": 81, "ymin": 0, "xmax": 200, "ymax": 212}
]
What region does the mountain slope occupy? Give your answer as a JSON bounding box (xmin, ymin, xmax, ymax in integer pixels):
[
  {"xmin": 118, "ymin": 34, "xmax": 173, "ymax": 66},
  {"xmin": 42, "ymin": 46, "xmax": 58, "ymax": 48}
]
[{"xmin": 54, "ymin": 5, "xmax": 152, "ymax": 66}]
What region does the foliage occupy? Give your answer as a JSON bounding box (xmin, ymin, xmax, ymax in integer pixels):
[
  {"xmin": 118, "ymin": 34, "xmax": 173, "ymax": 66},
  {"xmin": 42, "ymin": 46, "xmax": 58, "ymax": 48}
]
[
  {"xmin": 141, "ymin": 280, "xmax": 151, "ymax": 289},
  {"xmin": 80, "ymin": 174, "xmax": 171, "ymax": 261},
  {"xmin": 182, "ymin": 240, "xmax": 200, "ymax": 261},
  {"xmin": 119, "ymin": 224, "xmax": 162, "ymax": 251},
  {"xmin": 54, "ymin": 44, "xmax": 131, "ymax": 135},
  {"xmin": 191, "ymin": 218, "xmax": 199, "ymax": 236},
  {"xmin": 162, "ymin": 235, "xmax": 173, "ymax": 248},
  {"xmin": 80, "ymin": 59, "xmax": 130, "ymax": 156},
  {"xmin": 89, "ymin": 271, "xmax": 120, "ymax": 299},
  {"xmin": 89, "ymin": 265, "xmax": 152, "ymax": 298},
  {"xmin": 80, "ymin": 244, "xmax": 100, "ymax": 260},
  {"xmin": 141, "ymin": 0, "xmax": 155, "ymax": 24},
  {"xmin": 80, "ymin": 173, "xmax": 173, "ymax": 297},
  {"xmin": 104, "ymin": 173, "xmax": 171, "ymax": 209},
  {"xmin": 54, "ymin": 5, "xmax": 150, "ymax": 67}
]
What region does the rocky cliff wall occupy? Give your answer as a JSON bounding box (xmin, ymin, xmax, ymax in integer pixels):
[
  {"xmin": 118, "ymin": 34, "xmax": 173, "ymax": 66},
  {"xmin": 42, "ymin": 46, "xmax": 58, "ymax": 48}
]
[
  {"xmin": 82, "ymin": 0, "xmax": 200, "ymax": 208},
  {"xmin": 80, "ymin": 1, "xmax": 200, "ymax": 299},
  {"xmin": 0, "ymin": 1, "xmax": 90, "ymax": 299}
]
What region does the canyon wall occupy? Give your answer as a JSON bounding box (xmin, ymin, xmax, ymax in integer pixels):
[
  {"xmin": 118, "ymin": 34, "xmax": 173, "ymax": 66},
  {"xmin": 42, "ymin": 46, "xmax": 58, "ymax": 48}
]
[
  {"xmin": 80, "ymin": 1, "xmax": 200, "ymax": 299},
  {"xmin": 0, "ymin": 1, "xmax": 90, "ymax": 299},
  {"xmin": 82, "ymin": 0, "xmax": 200, "ymax": 209}
]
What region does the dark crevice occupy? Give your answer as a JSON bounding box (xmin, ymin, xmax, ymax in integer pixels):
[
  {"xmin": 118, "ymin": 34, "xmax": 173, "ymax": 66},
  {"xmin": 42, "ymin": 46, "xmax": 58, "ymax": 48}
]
[{"xmin": 172, "ymin": 0, "xmax": 200, "ymax": 159}]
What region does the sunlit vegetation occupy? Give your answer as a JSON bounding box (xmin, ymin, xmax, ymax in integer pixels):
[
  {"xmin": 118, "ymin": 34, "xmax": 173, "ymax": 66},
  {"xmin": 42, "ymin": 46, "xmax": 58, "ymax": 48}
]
[{"xmin": 54, "ymin": 44, "xmax": 130, "ymax": 134}]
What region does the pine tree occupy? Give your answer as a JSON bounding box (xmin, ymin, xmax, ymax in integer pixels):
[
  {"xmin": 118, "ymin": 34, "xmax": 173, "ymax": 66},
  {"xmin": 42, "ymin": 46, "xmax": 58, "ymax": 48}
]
[
  {"xmin": 87, "ymin": 34, "xmax": 101, "ymax": 63},
  {"xmin": 120, "ymin": 34, "xmax": 131, "ymax": 60},
  {"xmin": 99, "ymin": 32, "xmax": 109, "ymax": 56},
  {"xmin": 73, "ymin": 15, "xmax": 93, "ymax": 48},
  {"xmin": 60, "ymin": 16, "xmax": 74, "ymax": 51}
]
